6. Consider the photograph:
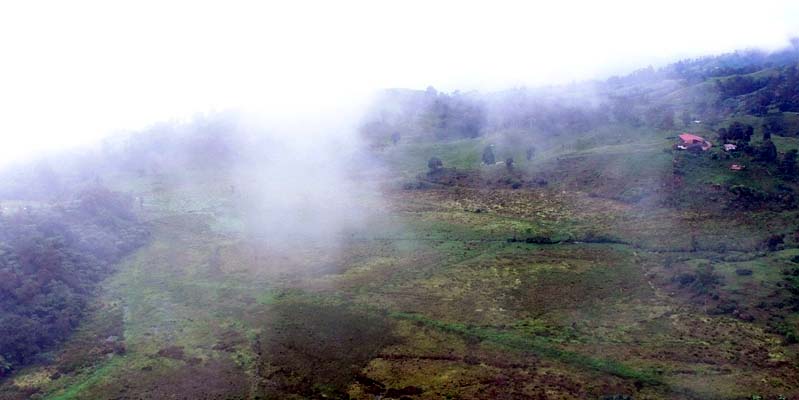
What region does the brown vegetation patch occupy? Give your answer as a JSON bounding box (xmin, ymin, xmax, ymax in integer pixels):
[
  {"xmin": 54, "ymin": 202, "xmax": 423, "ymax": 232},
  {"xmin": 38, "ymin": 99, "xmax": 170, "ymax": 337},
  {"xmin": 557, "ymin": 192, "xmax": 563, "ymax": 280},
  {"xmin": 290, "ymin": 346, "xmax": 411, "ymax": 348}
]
[
  {"xmin": 80, "ymin": 358, "xmax": 249, "ymax": 400},
  {"xmin": 254, "ymin": 300, "xmax": 398, "ymax": 399}
]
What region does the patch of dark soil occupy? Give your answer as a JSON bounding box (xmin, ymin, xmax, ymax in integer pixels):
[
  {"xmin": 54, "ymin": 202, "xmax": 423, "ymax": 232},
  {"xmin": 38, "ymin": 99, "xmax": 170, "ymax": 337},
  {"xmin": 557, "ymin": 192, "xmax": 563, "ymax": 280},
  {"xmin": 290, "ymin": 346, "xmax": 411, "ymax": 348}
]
[
  {"xmin": 575, "ymin": 231, "xmax": 629, "ymax": 245},
  {"xmin": 416, "ymin": 168, "xmax": 532, "ymax": 190},
  {"xmin": 81, "ymin": 358, "xmax": 249, "ymax": 400},
  {"xmin": 419, "ymin": 168, "xmax": 475, "ymax": 187},
  {"xmin": 255, "ymin": 300, "xmax": 398, "ymax": 399},
  {"xmin": 213, "ymin": 330, "xmax": 247, "ymax": 353},
  {"xmin": 352, "ymin": 374, "xmax": 424, "ymax": 399},
  {"xmin": 507, "ymin": 236, "xmax": 560, "ymax": 244},
  {"xmin": 507, "ymin": 259, "xmax": 645, "ymax": 315},
  {"xmin": 354, "ymin": 374, "xmax": 385, "ymax": 394},
  {"xmin": 156, "ymin": 345, "xmax": 186, "ymax": 361},
  {"xmin": 385, "ymin": 385, "xmax": 423, "ymax": 398}
]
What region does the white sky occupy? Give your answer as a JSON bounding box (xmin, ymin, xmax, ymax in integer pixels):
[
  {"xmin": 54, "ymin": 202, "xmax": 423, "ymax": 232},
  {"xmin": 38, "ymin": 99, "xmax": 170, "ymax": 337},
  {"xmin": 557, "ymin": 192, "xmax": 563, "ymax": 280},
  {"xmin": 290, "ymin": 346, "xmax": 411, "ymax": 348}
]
[{"xmin": 1, "ymin": 0, "xmax": 798, "ymax": 165}]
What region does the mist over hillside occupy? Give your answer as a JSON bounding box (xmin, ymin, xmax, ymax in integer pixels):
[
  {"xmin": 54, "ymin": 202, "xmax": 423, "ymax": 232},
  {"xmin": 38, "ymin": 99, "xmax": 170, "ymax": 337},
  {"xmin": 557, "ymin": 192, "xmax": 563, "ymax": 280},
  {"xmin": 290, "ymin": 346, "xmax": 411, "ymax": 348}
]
[{"xmin": 3, "ymin": 16, "xmax": 799, "ymax": 399}]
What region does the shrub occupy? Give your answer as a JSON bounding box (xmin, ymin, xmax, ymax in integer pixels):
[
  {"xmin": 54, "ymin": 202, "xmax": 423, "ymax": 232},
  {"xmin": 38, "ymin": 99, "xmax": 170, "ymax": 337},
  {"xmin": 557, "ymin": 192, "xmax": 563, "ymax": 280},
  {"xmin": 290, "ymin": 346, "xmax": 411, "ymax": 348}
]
[
  {"xmin": 756, "ymin": 140, "xmax": 778, "ymax": 163},
  {"xmin": 675, "ymin": 273, "xmax": 696, "ymax": 286},
  {"xmin": 780, "ymin": 149, "xmax": 797, "ymax": 178},
  {"xmin": 427, "ymin": 157, "xmax": 443, "ymax": 172},
  {"xmin": 765, "ymin": 234, "xmax": 785, "ymax": 251}
]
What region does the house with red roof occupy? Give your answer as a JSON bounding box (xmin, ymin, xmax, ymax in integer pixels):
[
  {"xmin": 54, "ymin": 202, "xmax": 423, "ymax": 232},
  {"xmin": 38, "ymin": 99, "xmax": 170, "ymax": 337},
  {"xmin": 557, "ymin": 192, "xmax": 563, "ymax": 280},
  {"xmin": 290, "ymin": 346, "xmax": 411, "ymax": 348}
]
[{"xmin": 677, "ymin": 133, "xmax": 712, "ymax": 151}]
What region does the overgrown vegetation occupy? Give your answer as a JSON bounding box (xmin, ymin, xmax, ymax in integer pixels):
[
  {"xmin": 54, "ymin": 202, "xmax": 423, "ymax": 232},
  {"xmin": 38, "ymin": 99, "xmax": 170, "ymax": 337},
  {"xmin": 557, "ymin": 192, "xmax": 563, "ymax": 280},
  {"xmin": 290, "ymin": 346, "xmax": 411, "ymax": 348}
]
[
  {"xmin": 390, "ymin": 312, "xmax": 662, "ymax": 386},
  {"xmin": 0, "ymin": 187, "xmax": 147, "ymax": 375}
]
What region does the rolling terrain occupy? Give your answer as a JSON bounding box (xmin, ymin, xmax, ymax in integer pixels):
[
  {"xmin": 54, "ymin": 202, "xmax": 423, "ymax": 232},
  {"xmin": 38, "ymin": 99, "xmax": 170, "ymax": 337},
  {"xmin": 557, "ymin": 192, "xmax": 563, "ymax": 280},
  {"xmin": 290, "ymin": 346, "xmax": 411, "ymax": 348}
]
[{"xmin": 2, "ymin": 46, "xmax": 799, "ymax": 399}]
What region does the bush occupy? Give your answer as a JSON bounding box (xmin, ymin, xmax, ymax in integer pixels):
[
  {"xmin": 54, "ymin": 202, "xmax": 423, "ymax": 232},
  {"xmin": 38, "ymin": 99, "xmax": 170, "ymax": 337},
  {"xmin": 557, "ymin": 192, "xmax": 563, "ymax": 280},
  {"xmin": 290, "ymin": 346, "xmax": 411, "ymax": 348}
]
[
  {"xmin": 756, "ymin": 140, "xmax": 778, "ymax": 163},
  {"xmin": 766, "ymin": 234, "xmax": 785, "ymax": 251},
  {"xmin": 427, "ymin": 157, "xmax": 443, "ymax": 172},
  {"xmin": 692, "ymin": 264, "xmax": 722, "ymax": 294},
  {"xmin": 675, "ymin": 273, "xmax": 696, "ymax": 286}
]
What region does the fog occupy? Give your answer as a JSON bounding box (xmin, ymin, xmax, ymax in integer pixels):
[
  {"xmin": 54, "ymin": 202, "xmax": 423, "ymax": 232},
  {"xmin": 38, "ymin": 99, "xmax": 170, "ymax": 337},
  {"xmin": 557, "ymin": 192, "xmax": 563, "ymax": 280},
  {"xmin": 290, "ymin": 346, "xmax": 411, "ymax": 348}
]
[
  {"xmin": 5, "ymin": 2, "xmax": 799, "ymax": 396},
  {"xmin": 228, "ymin": 111, "xmax": 386, "ymax": 250},
  {"xmin": 1, "ymin": 0, "xmax": 799, "ymax": 165},
  {"xmin": 1, "ymin": 0, "xmax": 799, "ymax": 252}
]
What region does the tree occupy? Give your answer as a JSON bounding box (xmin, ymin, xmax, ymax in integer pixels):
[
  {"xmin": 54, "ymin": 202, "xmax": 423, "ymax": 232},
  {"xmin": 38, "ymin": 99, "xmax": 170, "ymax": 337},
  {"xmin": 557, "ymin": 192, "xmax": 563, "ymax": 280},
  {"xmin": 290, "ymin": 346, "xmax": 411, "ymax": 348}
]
[
  {"xmin": 390, "ymin": 131, "xmax": 401, "ymax": 145},
  {"xmin": 719, "ymin": 121, "xmax": 754, "ymax": 145},
  {"xmin": 780, "ymin": 149, "xmax": 798, "ymax": 177},
  {"xmin": 423, "ymin": 93, "xmax": 485, "ymax": 139},
  {"xmin": 427, "ymin": 157, "xmax": 443, "ymax": 172},
  {"xmin": 482, "ymin": 145, "xmax": 495, "ymax": 165},
  {"xmin": 757, "ymin": 140, "xmax": 778, "ymax": 163},
  {"xmin": 505, "ymin": 157, "xmax": 514, "ymax": 170},
  {"xmin": 763, "ymin": 114, "xmax": 786, "ymax": 137},
  {"xmin": 717, "ymin": 127, "xmax": 728, "ymax": 141},
  {"xmin": 648, "ymin": 106, "xmax": 675, "ymax": 129},
  {"xmin": 526, "ymin": 146, "xmax": 536, "ymax": 161}
]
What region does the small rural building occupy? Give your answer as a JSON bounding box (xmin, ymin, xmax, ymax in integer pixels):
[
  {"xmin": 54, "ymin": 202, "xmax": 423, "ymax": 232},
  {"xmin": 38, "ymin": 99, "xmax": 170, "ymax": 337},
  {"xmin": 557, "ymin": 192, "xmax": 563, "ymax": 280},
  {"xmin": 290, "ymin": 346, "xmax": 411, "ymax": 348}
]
[
  {"xmin": 723, "ymin": 143, "xmax": 737, "ymax": 151},
  {"xmin": 678, "ymin": 133, "xmax": 712, "ymax": 151},
  {"xmin": 730, "ymin": 164, "xmax": 745, "ymax": 171}
]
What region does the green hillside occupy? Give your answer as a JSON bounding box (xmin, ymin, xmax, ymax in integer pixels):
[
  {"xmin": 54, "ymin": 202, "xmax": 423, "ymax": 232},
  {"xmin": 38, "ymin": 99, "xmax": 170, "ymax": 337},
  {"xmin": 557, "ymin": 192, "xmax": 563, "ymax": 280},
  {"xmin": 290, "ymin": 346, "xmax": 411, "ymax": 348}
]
[{"xmin": 2, "ymin": 46, "xmax": 799, "ymax": 400}]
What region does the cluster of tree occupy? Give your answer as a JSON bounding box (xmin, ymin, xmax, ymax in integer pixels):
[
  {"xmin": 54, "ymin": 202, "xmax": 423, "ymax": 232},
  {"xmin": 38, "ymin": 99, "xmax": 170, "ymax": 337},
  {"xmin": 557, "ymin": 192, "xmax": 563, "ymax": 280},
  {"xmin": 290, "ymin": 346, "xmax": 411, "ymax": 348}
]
[
  {"xmin": 728, "ymin": 183, "xmax": 796, "ymax": 210},
  {"xmin": 421, "ymin": 90, "xmax": 486, "ymax": 139},
  {"xmin": 360, "ymin": 88, "xmax": 487, "ymax": 142},
  {"xmin": 662, "ymin": 40, "xmax": 799, "ymax": 83},
  {"xmin": 718, "ymin": 121, "xmax": 754, "ymax": 145},
  {"xmin": 360, "ymin": 39, "xmax": 799, "ymax": 157},
  {"xmin": 715, "ymin": 75, "xmax": 770, "ymax": 98},
  {"xmin": 761, "ymin": 65, "xmax": 799, "ymax": 113},
  {"xmin": 0, "ymin": 187, "xmax": 148, "ymax": 375},
  {"xmin": 717, "ymin": 122, "xmax": 797, "ymax": 176},
  {"xmin": 717, "ymin": 65, "xmax": 799, "ymax": 116},
  {"xmin": 485, "ymin": 88, "xmax": 611, "ymax": 135},
  {"xmin": 780, "ymin": 149, "xmax": 798, "ymax": 178}
]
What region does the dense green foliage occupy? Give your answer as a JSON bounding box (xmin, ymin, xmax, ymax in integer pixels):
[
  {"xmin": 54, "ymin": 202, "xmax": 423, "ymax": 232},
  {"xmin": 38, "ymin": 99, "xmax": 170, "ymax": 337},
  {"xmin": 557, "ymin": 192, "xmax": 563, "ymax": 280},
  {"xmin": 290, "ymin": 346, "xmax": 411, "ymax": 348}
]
[{"xmin": 0, "ymin": 187, "xmax": 147, "ymax": 374}]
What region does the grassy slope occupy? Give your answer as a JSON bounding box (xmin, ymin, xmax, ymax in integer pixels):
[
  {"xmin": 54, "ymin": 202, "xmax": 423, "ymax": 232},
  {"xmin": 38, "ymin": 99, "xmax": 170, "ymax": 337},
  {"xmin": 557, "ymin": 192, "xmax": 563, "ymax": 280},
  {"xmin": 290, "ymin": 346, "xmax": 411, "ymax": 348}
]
[
  {"xmin": 5, "ymin": 73, "xmax": 799, "ymax": 400},
  {"xmin": 0, "ymin": 141, "xmax": 792, "ymax": 399}
]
